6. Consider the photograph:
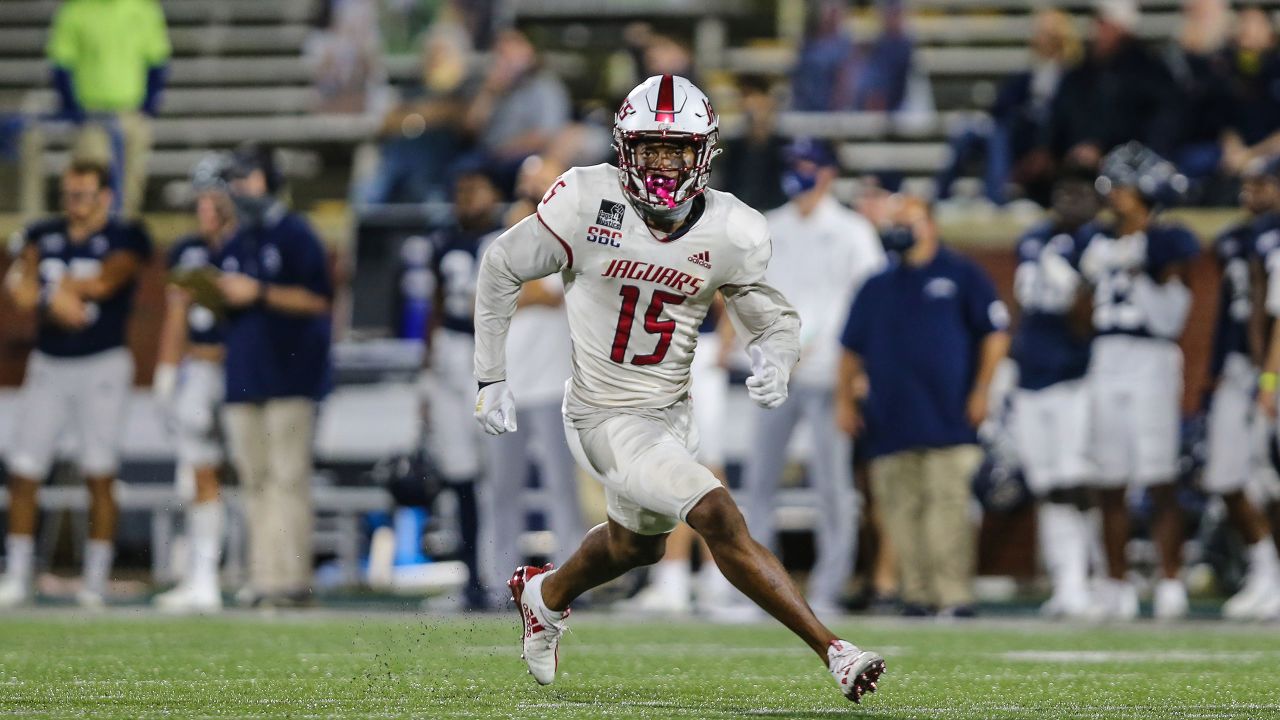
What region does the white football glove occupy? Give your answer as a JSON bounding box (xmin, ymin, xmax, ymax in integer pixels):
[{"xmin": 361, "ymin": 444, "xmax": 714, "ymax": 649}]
[
  {"xmin": 474, "ymin": 380, "xmax": 518, "ymax": 435},
  {"xmin": 746, "ymin": 346, "xmax": 790, "ymax": 409}
]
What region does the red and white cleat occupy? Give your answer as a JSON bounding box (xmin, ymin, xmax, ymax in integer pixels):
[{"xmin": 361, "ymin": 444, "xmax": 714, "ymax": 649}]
[
  {"xmin": 508, "ymin": 564, "xmax": 570, "ymax": 686},
  {"xmin": 827, "ymin": 640, "xmax": 885, "ymax": 704}
]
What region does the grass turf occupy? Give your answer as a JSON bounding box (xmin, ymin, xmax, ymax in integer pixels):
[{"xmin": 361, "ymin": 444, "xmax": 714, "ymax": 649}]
[{"xmin": 0, "ymin": 611, "xmax": 1278, "ymax": 719}]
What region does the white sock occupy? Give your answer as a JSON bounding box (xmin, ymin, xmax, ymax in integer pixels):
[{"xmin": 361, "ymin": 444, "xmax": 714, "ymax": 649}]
[
  {"xmin": 188, "ymin": 501, "xmax": 224, "ymax": 590},
  {"xmin": 1039, "ymin": 503, "xmax": 1088, "ymax": 600},
  {"xmin": 5, "ymin": 534, "xmax": 35, "ymax": 582},
  {"xmin": 1247, "ymin": 539, "xmax": 1280, "ymax": 581},
  {"xmin": 82, "ymin": 540, "xmax": 114, "ymax": 596},
  {"xmin": 529, "ymin": 571, "xmax": 564, "ymax": 622},
  {"xmin": 649, "ymin": 559, "xmax": 691, "ymax": 600}
]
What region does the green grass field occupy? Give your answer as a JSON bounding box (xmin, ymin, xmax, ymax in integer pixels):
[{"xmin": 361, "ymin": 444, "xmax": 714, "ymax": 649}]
[{"xmin": 1, "ymin": 610, "xmax": 1278, "ymax": 719}]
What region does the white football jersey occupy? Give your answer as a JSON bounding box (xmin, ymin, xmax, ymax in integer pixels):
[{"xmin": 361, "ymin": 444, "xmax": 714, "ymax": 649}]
[{"xmin": 474, "ymin": 163, "xmax": 800, "ymax": 414}]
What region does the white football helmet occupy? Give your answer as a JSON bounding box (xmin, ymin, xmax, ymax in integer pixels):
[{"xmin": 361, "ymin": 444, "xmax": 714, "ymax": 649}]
[{"xmin": 613, "ymin": 74, "xmax": 721, "ymax": 213}]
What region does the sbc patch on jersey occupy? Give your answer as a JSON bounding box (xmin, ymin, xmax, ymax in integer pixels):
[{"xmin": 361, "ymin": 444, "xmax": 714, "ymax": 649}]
[{"xmin": 596, "ymin": 200, "xmax": 626, "ymax": 230}]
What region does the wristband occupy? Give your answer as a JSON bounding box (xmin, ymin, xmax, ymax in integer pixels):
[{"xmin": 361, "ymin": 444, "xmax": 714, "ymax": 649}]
[{"xmin": 1261, "ymin": 372, "xmax": 1278, "ymax": 394}]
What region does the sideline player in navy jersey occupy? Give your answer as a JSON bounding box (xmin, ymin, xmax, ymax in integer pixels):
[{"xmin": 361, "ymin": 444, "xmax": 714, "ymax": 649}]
[
  {"xmin": 152, "ymin": 155, "xmax": 238, "ymax": 613},
  {"xmin": 1009, "ymin": 163, "xmax": 1100, "ymax": 619},
  {"xmin": 0, "ymin": 162, "xmax": 152, "ymax": 608},
  {"xmin": 1208, "ymin": 158, "xmax": 1280, "ymax": 620},
  {"xmin": 1079, "ymin": 143, "xmax": 1199, "ymax": 620},
  {"xmin": 420, "ymin": 165, "xmax": 504, "ymax": 609}
]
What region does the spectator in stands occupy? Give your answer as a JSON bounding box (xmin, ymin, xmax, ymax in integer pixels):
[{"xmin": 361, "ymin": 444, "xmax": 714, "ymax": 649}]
[
  {"xmin": 1221, "ymin": 7, "xmax": 1280, "ymax": 176},
  {"xmin": 359, "ymin": 15, "xmax": 476, "ymax": 204},
  {"xmin": 744, "ymin": 139, "xmax": 886, "ymax": 615},
  {"xmin": 215, "ymin": 145, "xmax": 334, "ymax": 607},
  {"xmin": 20, "ymin": 0, "xmax": 171, "ymax": 219},
  {"xmin": 836, "ymin": 194, "xmax": 1011, "ymax": 616},
  {"xmin": 935, "ymin": 9, "xmax": 1082, "ymax": 206},
  {"xmin": 481, "ymin": 156, "xmax": 584, "ymax": 607},
  {"xmin": 1162, "ymin": 0, "xmax": 1233, "ymax": 196},
  {"xmin": 713, "ymin": 76, "xmax": 789, "ymax": 212},
  {"xmin": 462, "ymin": 29, "xmax": 571, "ymax": 194},
  {"xmin": 790, "ymin": 0, "xmax": 914, "ymax": 113},
  {"xmin": 0, "ymin": 162, "xmax": 153, "ymax": 609},
  {"xmin": 1045, "ymin": 0, "xmax": 1183, "ymax": 169},
  {"xmin": 308, "ymin": 0, "xmax": 387, "ymax": 114}
]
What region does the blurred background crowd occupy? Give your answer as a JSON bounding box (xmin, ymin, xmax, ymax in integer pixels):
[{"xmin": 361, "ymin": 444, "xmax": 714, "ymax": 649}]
[{"xmin": 0, "ymin": 0, "xmax": 1279, "ymax": 621}]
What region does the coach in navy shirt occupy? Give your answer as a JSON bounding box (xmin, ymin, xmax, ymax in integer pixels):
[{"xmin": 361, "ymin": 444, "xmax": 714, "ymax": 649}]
[
  {"xmin": 214, "ymin": 145, "xmax": 332, "ymax": 606},
  {"xmin": 836, "ymin": 194, "xmax": 1010, "ymax": 616}
]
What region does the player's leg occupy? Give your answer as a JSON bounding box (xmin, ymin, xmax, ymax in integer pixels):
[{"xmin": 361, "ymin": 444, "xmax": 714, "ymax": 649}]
[
  {"xmin": 1015, "ymin": 384, "xmax": 1092, "ymax": 618},
  {"xmin": 540, "ymin": 517, "xmax": 669, "ymax": 611},
  {"xmin": 798, "ymin": 387, "xmax": 857, "ymax": 613},
  {"xmin": 222, "ymin": 403, "xmax": 276, "ymax": 600},
  {"xmin": 920, "ymin": 445, "xmax": 982, "ymax": 614},
  {"xmin": 686, "ymin": 488, "xmax": 885, "ymax": 702},
  {"xmin": 872, "ymin": 452, "xmax": 929, "ymax": 613},
  {"xmin": 74, "ymin": 348, "xmax": 133, "ymax": 606},
  {"xmin": 157, "ymin": 360, "xmax": 226, "ymax": 610},
  {"xmin": 264, "ymin": 398, "xmax": 317, "ymax": 601},
  {"xmin": 425, "ymin": 332, "xmax": 487, "ymax": 607},
  {"xmin": 1136, "ymin": 345, "xmax": 1187, "ymax": 619},
  {"xmin": 1, "ymin": 352, "xmax": 71, "ymax": 605},
  {"xmin": 1088, "ymin": 359, "xmax": 1139, "ymax": 619}
]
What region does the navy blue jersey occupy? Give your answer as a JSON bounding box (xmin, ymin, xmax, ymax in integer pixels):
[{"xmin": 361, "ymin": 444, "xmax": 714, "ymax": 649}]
[
  {"xmin": 217, "ymin": 211, "xmax": 333, "ymax": 403},
  {"xmin": 428, "ymin": 225, "xmax": 499, "ymax": 335},
  {"xmin": 1208, "ymin": 221, "xmax": 1257, "ymax": 378},
  {"xmin": 840, "ymin": 247, "xmax": 1009, "ymax": 459},
  {"xmin": 1089, "ymin": 222, "xmax": 1200, "ymax": 340},
  {"xmin": 20, "ymin": 216, "xmax": 152, "ymax": 357},
  {"xmin": 1010, "ymin": 221, "xmax": 1093, "ymax": 391},
  {"xmin": 167, "ymin": 234, "xmax": 224, "ymax": 346}
]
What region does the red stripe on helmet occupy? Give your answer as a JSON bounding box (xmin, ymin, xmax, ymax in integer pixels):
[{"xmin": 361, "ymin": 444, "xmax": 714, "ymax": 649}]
[{"xmin": 654, "ymin": 74, "xmax": 676, "ymax": 122}]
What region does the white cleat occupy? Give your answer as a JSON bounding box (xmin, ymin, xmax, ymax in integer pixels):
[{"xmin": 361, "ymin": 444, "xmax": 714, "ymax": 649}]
[
  {"xmin": 1039, "ymin": 589, "xmax": 1092, "ymax": 620},
  {"xmin": 75, "ymin": 589, "xmax": 106, "ymax": 610},
  {"xmin": 827, "ymin": 640, "xmax": 885, "ymax": 704},
  {"xmin": 509, "ymin": 564, "xmax": 569, "ymax": 686},
  {"xmin": 0, "ymin": 575, "xmax": 33, "ymax": 609},
  {"xmin": 153, "ymin": 583, "xmax": 223, "ymax": 614},
  {"xmin": 1222, "ymin": 575, "xmax": 1280, "ymax": 620},
  {"xmin": 1087, "ymin": 578, "xmax": 1139, "ymax": 621},
  {"xmin": 1153, "ymin": 578, "xmax": 1189, "ymax": 621}
]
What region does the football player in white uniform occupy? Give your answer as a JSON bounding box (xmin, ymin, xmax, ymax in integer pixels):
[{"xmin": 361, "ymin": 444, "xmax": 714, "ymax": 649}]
[
  {"xmin": 152, "ymin": 155, "xmax": 236, "ymax": 613},
  {"xmin": 472, "ymin": 75, "xmax": 885, "ymax": 703}
]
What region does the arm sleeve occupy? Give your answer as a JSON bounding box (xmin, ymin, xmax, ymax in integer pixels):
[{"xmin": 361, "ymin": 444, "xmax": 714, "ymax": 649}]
[
  {"xmin": 964, "ymin": 263, "xmax": 1009, "ymax": 336},
  {"xmin": 144, "ymin": 3, "xmax": 173, "ymax": 65},
  {"xmin": 115, "ymin": 223, "xmax": 154, "ymax": 262},
  {"xmin": 839, "ymin": 286, "xmax": 870, "ymax": 355},
  {"xmin": 720, "ymin": 236, "xmax": 801, "ymax": 370},
  {"xmin": 46, "ymin": 6, "xmax": 77, "ymax": 67},
  {"xmin": 473, "ymin": 214, "xmax": 571, "ymax": 383}
]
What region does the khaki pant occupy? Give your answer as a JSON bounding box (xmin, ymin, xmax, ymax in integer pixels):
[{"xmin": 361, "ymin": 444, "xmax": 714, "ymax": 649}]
[
  {"xmin": 20, "ymin": 112, "xmax": 153, "ymax": 219},
  {"xmin": 871, "ymin": 444, "xmax": 982, "ymax": 609},
  {"xmin": 223, "ymin": 399, "xmax": 316, "ymax": 596}
]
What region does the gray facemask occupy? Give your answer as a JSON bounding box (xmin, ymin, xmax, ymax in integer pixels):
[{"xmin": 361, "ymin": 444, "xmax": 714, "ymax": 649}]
[{"xmin": 232, "ymin": 194, "xmax": 276, "ymax": 227}]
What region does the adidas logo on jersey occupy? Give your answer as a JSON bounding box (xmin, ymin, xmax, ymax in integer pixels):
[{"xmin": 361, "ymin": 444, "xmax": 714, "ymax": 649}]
[{"xmin": 687, "ymin": 250, "xmax": 711, "ymax": 269}]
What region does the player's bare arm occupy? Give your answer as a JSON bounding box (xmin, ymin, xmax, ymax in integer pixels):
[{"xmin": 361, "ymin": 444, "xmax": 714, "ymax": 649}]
[
  {"xmin": 4, "ymin": 244, "xmax": 41, "ymax": 311},
  {"xmin": 62, "ymin": 250, "xmax": 144, "ymax": 301}
]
